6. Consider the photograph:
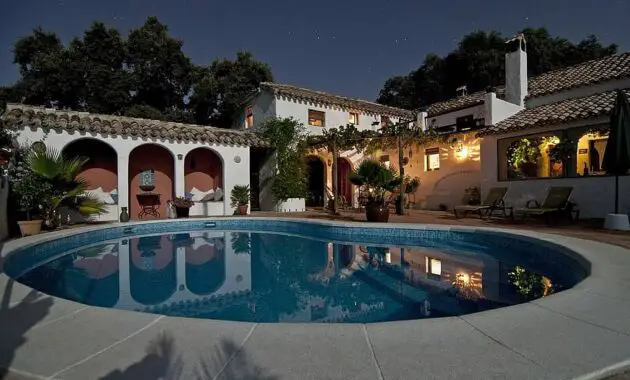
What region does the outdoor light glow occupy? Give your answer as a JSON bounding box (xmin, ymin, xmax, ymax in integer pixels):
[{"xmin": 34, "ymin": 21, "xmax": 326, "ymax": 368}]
[{"xmin": 455, "ymin": 146, "xmax": 470, "ymax": 160}]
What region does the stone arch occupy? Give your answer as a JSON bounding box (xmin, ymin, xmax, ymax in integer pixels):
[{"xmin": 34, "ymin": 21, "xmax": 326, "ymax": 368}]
[
  {"xmin": 61, "ymin": 138, "xmax": 118, "ymax": 193},
  {"xmin": 306, "ymin": 155, "xmax": 327, "ymax": 207},
  {"xmin": 184, "ymin": 147, "xmax": 225, "ymax": 196},
  {"xmin": 128, "ymin": 143, "xmax": 175, "ymax": 220}
]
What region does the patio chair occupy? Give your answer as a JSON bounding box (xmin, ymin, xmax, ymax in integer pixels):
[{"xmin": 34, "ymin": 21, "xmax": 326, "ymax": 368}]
[
  {"xmin": 514, "ymin": 186, "xmax": 575, "ymax": 223},
  {"xmin": 453, "ymin": 187, "xmax": 509, "ymax": 219}
]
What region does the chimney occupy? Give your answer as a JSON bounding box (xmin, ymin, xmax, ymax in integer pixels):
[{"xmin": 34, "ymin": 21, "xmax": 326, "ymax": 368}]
[
  {"xmin": 416, "ymin": 111, "xmax": 427, "ymax": 131},
  {"xmin": 505, "ymin": 33, "xmax": 528, "ymax": 106}
]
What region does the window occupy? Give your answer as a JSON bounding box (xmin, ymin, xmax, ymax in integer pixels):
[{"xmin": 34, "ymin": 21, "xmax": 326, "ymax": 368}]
[
  {"xmin": 425, "ymin": 148, "xmax": 440, "ymax": 171},
  {"xmin": 379, "ymin": 155, "xmax": 391, "ymax": 169},
  {"xmin": 308, "ymin": 110, "xmax": 325, "ymax": 127},
  {"xmin": 572, "ymin": 128, "xmax": 609, "ymax": 176},
  {"xmin": 381, "ymin": 116, "xmax": 390, "ymax": 127},
  {"xmin": 245, "ymin": 106, "xmax": 254, "ymax": 129},
  {"xmin": 425, "ymin": 257, "xmax": 442, "ymax": 280},
  {"xmin": 349, "ymin": 112, "xmax": 359, "ymax": 125},
  {"xmin": 499, "ymin": 134, "xmax": 564, "ymax": 180},
  {"xmin": 456, "ymin": 115, "xmax": 475, "ymax": 131}
]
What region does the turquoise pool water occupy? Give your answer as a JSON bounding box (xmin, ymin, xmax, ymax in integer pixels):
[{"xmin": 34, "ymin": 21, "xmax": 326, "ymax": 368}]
[{"xmin": 7, "ymin": 221, "xmax": 588, "ymax": 323}]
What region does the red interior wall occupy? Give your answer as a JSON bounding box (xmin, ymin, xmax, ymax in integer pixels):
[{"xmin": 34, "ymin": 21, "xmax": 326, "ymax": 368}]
[
  {"xmin": 129, "ymin": 145, "xmax": 174, "ymax": 220},
  {"xmin": 64, "ymin": 139, "xmax": 118, "ymax": 192},
  {"xmin": 184, "ymin": 148, "xmax": 223, "ymax": 192},
  {"xmin": 337, "ymin": 158, "xmax": 353, "ymax": 203}
]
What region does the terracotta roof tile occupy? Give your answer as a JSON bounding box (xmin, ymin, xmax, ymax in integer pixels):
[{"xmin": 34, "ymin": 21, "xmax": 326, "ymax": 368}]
[
  {"xmin": 260, "ymin": 82, "xmax": 416, "ymax": 119},
  {"xmin": 527, "ymin": 52, "xmax": 630, "ymax": 98},
  {"xmin": 477, "ymin": 89, "xmax": 630, "ymax": 137},
  {"xmin": 2, "ymin": 104, "xmax": 271, "ymax": 147},
  {"xmin": 426, "ymin": 88, "xmax": 505, "ymax": 117}
]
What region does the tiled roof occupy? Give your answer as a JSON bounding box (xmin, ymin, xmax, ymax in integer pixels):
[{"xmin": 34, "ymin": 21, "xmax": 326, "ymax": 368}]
[
  {"xmin": 2, "ymin": 104, "xmax": 270, "ymax": 147},
  {"xmin": 477, "ymin": 89, "xmax": 630, "ymax": 137},
  {"xmin": 527, "ymin": 52, "xmax": 630, "ymax": 98},
  {"xmin": 426, "ymin": 88, "xmax": 505, "ymax": 117},
  {"xmin": 260, "ymin": 82, "xmax": 416, "ymax": 119}
]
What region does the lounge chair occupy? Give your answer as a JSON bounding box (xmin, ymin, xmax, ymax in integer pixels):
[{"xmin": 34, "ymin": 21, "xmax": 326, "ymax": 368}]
[
  {"xmin": 453, "ymin": 187, "xmax": 509, "ymax": 219},
  {"xmin": 514, "ymin": 186, "xmax": 575, "ymax": 223}
]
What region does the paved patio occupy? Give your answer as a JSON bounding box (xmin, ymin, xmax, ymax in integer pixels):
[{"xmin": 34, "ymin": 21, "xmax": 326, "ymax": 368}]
[{"xmin": 2, "ymin": 215, "xmax": 630, "ymax": 380}]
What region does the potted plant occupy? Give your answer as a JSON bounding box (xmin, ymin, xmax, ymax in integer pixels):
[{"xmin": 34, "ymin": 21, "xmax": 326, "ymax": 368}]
[
  {"xmin": 12, "ymin": 172, "xmax": 52, "ymax": 236},
  {"xmin": 549, "ymin": 138, "xmax": 577, "ymax": 164},
  {"xmin": 231, "ymin": 232, "xmax": 251, "ymax": 254},
  {"xmin": 231, "ymin": 185, "xmax": 250, "ymax": 215},
  {"xmin": 172, "ymin": 196, "xmax": 194, "ymax": 218},
  {"xmin": 349, "ymin": 159, "xmax": 401, "ymax": 223}
]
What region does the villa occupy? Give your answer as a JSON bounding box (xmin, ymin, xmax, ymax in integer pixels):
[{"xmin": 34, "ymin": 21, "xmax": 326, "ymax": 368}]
[
  {"xmin": 235, "ymin": 42, "xmax": 630, "ymax": 219},
  {"xmin": 2, "ymin": 41, "xmax": 630, "ymax": 224}
]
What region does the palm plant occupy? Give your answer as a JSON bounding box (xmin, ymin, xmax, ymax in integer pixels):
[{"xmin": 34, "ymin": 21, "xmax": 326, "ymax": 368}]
[
  {"xmin": 25, "ymin": 148, "xmax": 105, "ymax": 226},
  {"xmin": 349, "ymin": 159, "xmax": 401, "ymax": 205}
]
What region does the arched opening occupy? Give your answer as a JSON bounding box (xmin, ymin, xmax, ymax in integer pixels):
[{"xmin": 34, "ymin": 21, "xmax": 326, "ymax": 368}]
[
  {"xmin": 130, "ymin": 235, "xmax": 176, "ymax": 305},
  {"xmin": 128, "ymin": 144, "xmax": 174, "ymax": 220},
  {"xmin": 185, "ymin": 235, "xmax": 226, "ymax": 295},
  {"xmin": 184, "ymin": 148, "xmax": 224, "ymax": 205},
  {"xmin": 306, "ymin": 156, "xmax": 326, "ymax": 207},
  {"xmin": 62, "ymin": 138, "xmax": 118, "ymax": 200},
  {"xmin": 337, "ymin": 157, "xmax": 353, "ymax": 207},
  {"xmin": 72, "ymin": 242, "xmax": 120, "ymax": 308}
]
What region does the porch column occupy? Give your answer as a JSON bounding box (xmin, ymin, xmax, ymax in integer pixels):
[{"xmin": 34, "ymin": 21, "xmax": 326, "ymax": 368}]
[
  {"xmin": 175, "ymin": 154, "xmax": 186, "ymax": 198},
  {"xmin": 117, "ymin": 153, "xmax": 130, "ymax": 211},
  {"xmin": 176, "ymin": 246, "xmax": 187, "ymax": 292}
]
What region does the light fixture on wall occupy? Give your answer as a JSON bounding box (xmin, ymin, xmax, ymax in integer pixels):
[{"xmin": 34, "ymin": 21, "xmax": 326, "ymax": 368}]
[
  {"xmin": 327, "ymin": 159, "xmax": 332, "ymax": 167},
  {"xmin": 177, "ymin": 154, "xmax": 183, "ymax": 160}
]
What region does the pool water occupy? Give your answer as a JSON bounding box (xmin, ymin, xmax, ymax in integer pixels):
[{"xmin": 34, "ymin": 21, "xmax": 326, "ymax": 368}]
[{"xmin": 15, "ymin": 230, "xmax": 585, "ymax": 323}]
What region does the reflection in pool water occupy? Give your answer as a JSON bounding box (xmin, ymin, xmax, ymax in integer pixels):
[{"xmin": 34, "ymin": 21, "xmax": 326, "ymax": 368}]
[{"xmin": 16, "ymin": 230, "xmax": 579, "ymax": 323}]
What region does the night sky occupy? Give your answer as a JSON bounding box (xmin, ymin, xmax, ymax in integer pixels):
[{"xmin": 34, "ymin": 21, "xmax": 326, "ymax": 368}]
[{"xmin": 1, "ymin": 0, "xmax": 628, "ymax": 101}]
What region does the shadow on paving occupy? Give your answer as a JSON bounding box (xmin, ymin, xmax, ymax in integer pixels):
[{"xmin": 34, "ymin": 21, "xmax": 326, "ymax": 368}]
[
  {"xmin": 99, "ymin": 333, "xmax": 278, "ymax": 380},
  {"xmin": 0, "ymin": 252, "xmax": 54, "ymax": 380}
]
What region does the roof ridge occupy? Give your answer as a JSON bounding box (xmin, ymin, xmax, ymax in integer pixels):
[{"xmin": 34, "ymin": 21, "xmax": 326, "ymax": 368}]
[{"xmin": 531, "ymin": 51, "xmax": 630, "ymax": 79}]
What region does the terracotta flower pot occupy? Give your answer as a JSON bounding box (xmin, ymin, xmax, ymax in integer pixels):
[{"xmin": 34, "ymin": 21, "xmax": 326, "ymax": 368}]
[
  {"xmin": 365, "ymin": 203, "xmax": 389, "ymax": 223},
  {"xmin": 238, "ymin": 205, "xmax": 248, "ymax": 215},
  {"xmin": 17, "ymin": 220, "xmax": 43, "ymax": 237}
]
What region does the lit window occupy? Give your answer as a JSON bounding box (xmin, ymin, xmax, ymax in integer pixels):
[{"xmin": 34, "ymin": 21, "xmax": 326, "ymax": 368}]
[
  {"xmin": 245, "ymin": 106, "xmax": 254, "ymax": 129},
  {"xmin": 425, "ymin": 148, "xmax": 440, "ymax": 171},
  {"xmin": 381, "ymin": 116, "xmax": 390, "ymax": 128},
  {"xmin": 575, "ymin": 130, "xmax": 608, "ymax": 176},
  {"xmin": 308, "ymin": 110, "xmax": 325, "ymax": 127},
  {"xmin": 349, "ymin": 112, "xmax": 359, "ymax": 125},
  {"xmin": 425, "ymin": 257, "xmax": 442, "ymax": 275}
]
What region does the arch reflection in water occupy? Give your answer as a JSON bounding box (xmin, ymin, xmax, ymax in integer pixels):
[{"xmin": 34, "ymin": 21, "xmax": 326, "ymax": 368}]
[{"xmin": 15, "ymin": 230, "xmax": 582, "ymax": 324}]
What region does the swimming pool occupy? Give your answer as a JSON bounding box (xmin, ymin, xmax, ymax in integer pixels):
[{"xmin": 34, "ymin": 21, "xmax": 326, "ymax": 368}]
[{"xmin": 3, "ymin": 219, "xmax": 589, "ymax": 324}]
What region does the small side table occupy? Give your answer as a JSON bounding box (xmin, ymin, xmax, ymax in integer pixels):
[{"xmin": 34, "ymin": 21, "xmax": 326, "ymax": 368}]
[{"xmin": 137, "ymin": 193, "xmax": 161, "ymax": 219}]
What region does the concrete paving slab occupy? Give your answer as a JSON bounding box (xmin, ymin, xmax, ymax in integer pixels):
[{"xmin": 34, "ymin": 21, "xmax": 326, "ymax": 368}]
[
  {"xmin": 575, "ymin": 278, "xmax": 630, "ymax": 302},
  {"xmin": 219, "ymin": 323, "xmax": 379, "ymax": 380},
  {"xmin": 366, "ymin": 317, "xmax": 552, "ymax": 380},
  {"xmin": 57, "ymin": 317, "xmax": 256, "ymax": 380},
  {"xmin": 462, "ymin": 303, "xmax": 630, "ymax": 379},
  {"xmin": 533, "ymin": 288, "xmax": 630, "ymax": 335},
  {"xmin": 8, "ymin": 306, "xmax": 159, "ymax": 378},
  {"xmin": 0, "ymin": 275, "xmax": 44, "ymax": 306}
]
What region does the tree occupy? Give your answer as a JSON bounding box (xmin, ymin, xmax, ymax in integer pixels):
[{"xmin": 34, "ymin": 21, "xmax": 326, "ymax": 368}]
[
  {"xmin": 378, "ymin": 28, "xmax": 618, "ymax": 108},
  {"xmin": 125, "ymin": 17, "xmax": 193, "ymax": 112},
  {"xmin": 189, "ymin": 52, "xmax": 273, "ymax": 128}
]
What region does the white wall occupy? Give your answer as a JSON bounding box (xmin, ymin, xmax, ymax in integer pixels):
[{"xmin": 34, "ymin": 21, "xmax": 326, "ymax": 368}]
[
  {"xmin": 0, "ymin": 176, "xmax": 8, "ymax": 241},
  {"xmin": 480, "ymin": 117, "xmax": 627, "ymax": 219},
  {"xmin": 485, "ymin": 92, "xmax": 523, "ymax": 125},
  {"xmin": 14, "ymin": 126, "xmax": 251, "ymax": 217},
  {"xmin": 274, "ymin": 95, "xmax": 388, "ymax": 136},
  {"xmin": 527, "ymin": 78, "xmax": 630, "ymax": 108},
  {"xmin": 427, "ymin": 104, "xmax": 485, "ymax": 129}
]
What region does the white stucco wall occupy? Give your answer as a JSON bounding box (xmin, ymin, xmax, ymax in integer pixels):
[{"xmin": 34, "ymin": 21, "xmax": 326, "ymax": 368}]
[
  {"xmin": 485, "ymin": 92, "xmax": 523, "ymax": 125},
  {"xmin": 274, "ymin": 96, "xmax": 388, "ymax": 136},
  {"xmin": 427, "ymin": 104, "xmax": 485, "ymax": 130},
  {"xmin": 14, "ymin": 126, "xmax": 251, "ymax": 218},
  {"xmin": 479, "ymin": 117, "xmax": 627, "ymax": 219}
]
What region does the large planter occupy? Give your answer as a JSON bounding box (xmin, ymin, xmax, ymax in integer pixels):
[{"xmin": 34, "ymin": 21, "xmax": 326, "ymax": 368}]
[
  {"xmin": 519, "ymin": 162, "xmax": 538, "ymax": 178},
  {"xmin": 365, "ymin": 203, "xmax": 390, "ymax": 223},
  {"xmin": 238, "ymin": 205, "xmax": 248, "ymax": 215},
  {"xmin": 18, "ymin": 220, "xmax": 43, "ymax": 237},
  {"xmin": 278, "ymin": 198, "xmax": 306, "ymax": 213},
  {"xmin": 175, "ymin": 206, "xmax": 190, "ymax": 218}
]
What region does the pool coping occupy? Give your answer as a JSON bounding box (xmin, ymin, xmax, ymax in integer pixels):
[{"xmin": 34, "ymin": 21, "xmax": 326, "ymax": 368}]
[{"xmin": 2, "ymin": 218, "xmax": 630, "ymax": 379}]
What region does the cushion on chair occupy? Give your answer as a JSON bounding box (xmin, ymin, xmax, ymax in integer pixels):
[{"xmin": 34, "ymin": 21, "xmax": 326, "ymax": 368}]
[
  {"xmin": 214, "ymin": 187, "xmax": 223, "ymax": 201},
  {"xmin": 201, "ymin": 191, "xmax": 216, "ymax": 202}
]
